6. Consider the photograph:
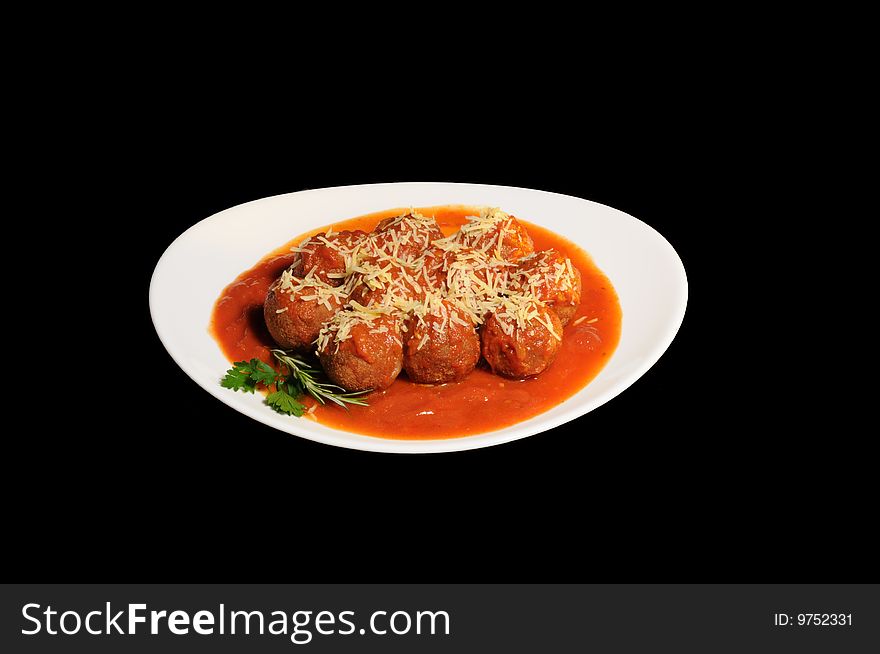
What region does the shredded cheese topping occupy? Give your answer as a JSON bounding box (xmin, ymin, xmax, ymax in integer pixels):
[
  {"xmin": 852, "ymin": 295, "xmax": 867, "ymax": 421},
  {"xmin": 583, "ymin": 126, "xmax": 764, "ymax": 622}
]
[
  {"xmin": 281, "ymin": 208, "xmax": 577, "ymax": 353},
  {"xmin": 274, "ymin": 267, "xmax": 348, "ymax": 311},
  {"xmin": 490, "ymin": 293, "xmax": 562, "ymax": 341},
  {"xmin": 452, "ymin": 207, "xmax": 534, "ymax": 260},
  {"xmin": 509, "ymin": 249, "xmax": 579, "ymax": 307}
]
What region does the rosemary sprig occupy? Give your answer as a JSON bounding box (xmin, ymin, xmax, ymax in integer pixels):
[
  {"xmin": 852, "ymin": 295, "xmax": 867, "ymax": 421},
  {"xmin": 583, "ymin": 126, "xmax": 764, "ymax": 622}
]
[
  {"xmin": 270, "ymin": 349, "xmax": 371, "ymax": 409},
  {"xmin": 221, "ymin": 349, "xmax": 370, "ymax": 417}
]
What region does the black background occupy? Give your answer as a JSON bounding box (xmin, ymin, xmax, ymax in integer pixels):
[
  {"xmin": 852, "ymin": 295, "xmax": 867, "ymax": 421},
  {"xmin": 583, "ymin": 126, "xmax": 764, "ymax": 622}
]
[{"xmin": 9, "ymin": 45, "xmax": 872, "ymax": 585}]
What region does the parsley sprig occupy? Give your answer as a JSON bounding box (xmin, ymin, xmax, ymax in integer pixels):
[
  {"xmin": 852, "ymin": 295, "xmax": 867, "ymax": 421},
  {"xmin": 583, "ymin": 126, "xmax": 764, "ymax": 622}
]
[
  {"xmin": 221, "ymin": 349, "xmax": 369, "ymax": 417},
  {"xmin": 220, "ymin": 358, "xmax": 278, "ymax": 393}
]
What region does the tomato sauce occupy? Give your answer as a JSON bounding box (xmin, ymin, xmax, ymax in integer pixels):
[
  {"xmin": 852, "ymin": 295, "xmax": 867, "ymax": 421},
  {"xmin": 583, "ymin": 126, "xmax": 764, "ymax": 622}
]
[{"xmin": 211, "ymin": 205, "xmax": 621, "ymax": 439}]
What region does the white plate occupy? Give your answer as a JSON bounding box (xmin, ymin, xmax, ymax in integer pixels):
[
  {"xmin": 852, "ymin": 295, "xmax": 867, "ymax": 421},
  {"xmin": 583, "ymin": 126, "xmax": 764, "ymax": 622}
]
[{"xmin": 150, "ymin": 182, "xmax": 687, "ymax": 453}]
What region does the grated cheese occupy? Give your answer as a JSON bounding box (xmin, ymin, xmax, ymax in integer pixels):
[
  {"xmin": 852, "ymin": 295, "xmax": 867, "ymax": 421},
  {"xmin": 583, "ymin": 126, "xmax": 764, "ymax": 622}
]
[{"xmin": 289, "ymin": 207, "xmax": 576, "ymax": 360}]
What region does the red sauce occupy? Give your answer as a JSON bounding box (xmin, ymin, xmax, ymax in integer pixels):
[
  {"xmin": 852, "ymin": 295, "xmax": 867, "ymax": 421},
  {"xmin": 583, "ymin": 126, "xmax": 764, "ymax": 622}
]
[{"xmin": 211, "ymin": 205, "xmax": 621, "ymax": 439}]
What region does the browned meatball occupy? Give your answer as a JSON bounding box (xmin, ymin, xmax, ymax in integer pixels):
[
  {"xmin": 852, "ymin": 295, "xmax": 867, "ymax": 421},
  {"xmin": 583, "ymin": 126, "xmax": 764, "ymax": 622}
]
[
  {"xmin": 511, "ymin": 249, "xmax": 582, "ymax": 326},
  {"xmin": 347, "ymin": 257, "xmax": 434, "ymax": 309},
  {"xmin": 455, "ymin": 207, "xmax": 534, "ymax": 260},
  {"xmin": 424, "ymin": 245, "xmax": 510, "ymax": 290},
  {"xmin": 317, "ymin": 312, "xmax": 403, "ymax": 392},
  {"xmin": 416, "ymin": 245, "xmax": 457, "ymax": 288},
  {"xmin": 481, "ymin": 299, "xmax": 563, "ymax": 378},
  {"xmin": 403, "ymin": 299, "xmax": 480, "ymax": 384},
  {"xmin": 264, "ymin": 268, "xmax": 346, "ymax": 352},
  {"xmin": 369, "ymin": 212, "xmax": 443, "ymax": 261},
  {"xmin": 427, "ymin": 246, "xmax": 516, "ymax": 324},
  {"xmin": 291, "ymin": 229, "xmax": 368, "ymax": 285}
]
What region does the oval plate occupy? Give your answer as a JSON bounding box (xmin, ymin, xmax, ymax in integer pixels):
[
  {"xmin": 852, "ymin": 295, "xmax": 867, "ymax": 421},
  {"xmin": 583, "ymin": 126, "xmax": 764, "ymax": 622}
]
[{"xmin": 150, "ymin": 182, "xmax": 687, "ymax": 453}]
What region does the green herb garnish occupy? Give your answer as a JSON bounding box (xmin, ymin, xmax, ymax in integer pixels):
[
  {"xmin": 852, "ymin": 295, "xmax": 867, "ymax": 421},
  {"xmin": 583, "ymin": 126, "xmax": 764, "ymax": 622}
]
[
  {"xmin": 221, "ymin": 349, "xmax": 369, "ymax": 416},
  {"xmin": 270, "ymin": 349, "xmax": 370, "ymax": 409}
]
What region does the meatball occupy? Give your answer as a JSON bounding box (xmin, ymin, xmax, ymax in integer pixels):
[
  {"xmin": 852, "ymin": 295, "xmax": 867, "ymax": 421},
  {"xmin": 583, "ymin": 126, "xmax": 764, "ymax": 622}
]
[
  {"xmin": 481, "ymin": 299, "xmax": 563, "ymax": 378},
  {"xmin": 454, "ymin": 247, "xmax": 515, "ymax": 292},
  {"xmin": 291, "ymin": 229, "xmax": 367, "ymax": 285},
  {"xmin": 403, "ymin": 299, "xmax": 480, "ymax": 384},
  {"xmin": 511, "ymin": 249, "xmax": 582, "ymax": 326},
  {"xmin": 455, "ymin": 207, "xmax": 534, "ymax": 261},
  {"xmin": 368, "ymin": 212, "xmax": 443, "ymax": 261},
  {"xmin": 264, "ymin": 268, "xmax": 346, "ymax": 352},
  {"xmin": 348, "ymin": 257, "xmax": 434, "ymax": 309},
  {"xmin": 417, "ymin": 245, "xmax": 456, "ymax": 287},
  {"xmin": 424, "ymin": 245, "xmax": 508, "ymax": 289},
  {"xmin": 428, "ymin": 246, "xmax": 515, "ymax": 324},
  {"xmin": 317, "ymin": 312, "xmax": 403, "ymax": 392}
]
